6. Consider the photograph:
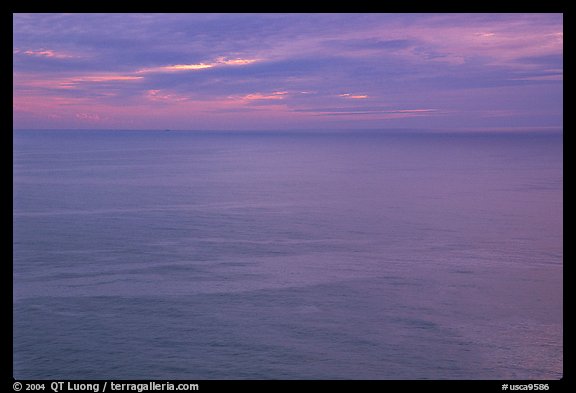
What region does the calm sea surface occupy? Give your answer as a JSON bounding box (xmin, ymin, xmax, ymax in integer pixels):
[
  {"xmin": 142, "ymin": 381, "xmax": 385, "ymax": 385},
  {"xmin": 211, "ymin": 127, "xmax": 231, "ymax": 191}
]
[{"xmin": 13, "ymin": 130, "xmax": 563, "ymax": 379}]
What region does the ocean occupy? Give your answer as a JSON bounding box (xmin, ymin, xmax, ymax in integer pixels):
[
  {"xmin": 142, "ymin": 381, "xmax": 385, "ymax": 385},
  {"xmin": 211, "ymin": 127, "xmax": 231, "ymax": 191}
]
[{"xmin": 13, "ymin": 130, "xmax": 563, "ymax": 380}]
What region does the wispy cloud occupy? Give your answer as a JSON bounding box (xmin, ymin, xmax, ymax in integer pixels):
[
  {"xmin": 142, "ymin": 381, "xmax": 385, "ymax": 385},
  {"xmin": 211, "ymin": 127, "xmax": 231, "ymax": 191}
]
[
  {"xmin": 237, "ymin": 91, "xmax": 288, "ymax": 101},
  {"xmin": 71, "ymin": 75, "xmax": 144, "ymax": 83},
  {"xmin": 12, "ymin": 13, "xmax": 562, "ymax": 131},
  {"xmin": 339, "ymin": 93, "xmax": 369, "ymax": 99},
  {"xmin": 142, "ymin": 63, "xmax": 214, "ymax": 72},
  {"xmin": 145, "ymin": 89, "xmax": 189, "ymax": 102},
  {"xmin": 14, "ymin": 72, "xmax": 143, "ymax": 93},
  {"xmin": 137, "ymin": 57, "xmax": 260, "ymax": 74},
  {"xmin": 309, "ymin": 108, "xmax": 439, "ymax": 117},
  {"xmin": 14, "ymin": 48, "xmax": 78, "ymax": 59}
]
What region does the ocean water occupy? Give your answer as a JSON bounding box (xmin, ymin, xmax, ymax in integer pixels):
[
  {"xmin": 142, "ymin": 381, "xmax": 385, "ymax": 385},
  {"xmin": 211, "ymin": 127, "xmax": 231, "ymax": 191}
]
[{"xmin": 13, "ymin": 130, "xmax": 563, "ymax": 380}]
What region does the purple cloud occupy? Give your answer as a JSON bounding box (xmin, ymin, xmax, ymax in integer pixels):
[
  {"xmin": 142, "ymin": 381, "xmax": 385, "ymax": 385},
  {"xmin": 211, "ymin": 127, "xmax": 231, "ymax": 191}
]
[{"xmin": 13, "ymin": 13, "xmax": 562, "ymax": 131}]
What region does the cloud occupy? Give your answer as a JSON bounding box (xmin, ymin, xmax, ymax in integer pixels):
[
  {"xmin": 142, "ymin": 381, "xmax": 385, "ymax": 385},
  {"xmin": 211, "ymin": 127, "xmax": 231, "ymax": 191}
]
[
  {"xmin": 14, "ymin": 48, "xmax": 77, "ymax": 59},
  {"xmin": 145, "ymin": 89, "xmax": 189, "ymax": 102},
  {"xmin": 13, "ymin": 13, "xmax": 562, "ymax": 131},
  {"xmin": 238, "ymin": 91, "xmax": 288, "ymax": 101},
  {"xmin": 75, "ymin": 112, "xmax": 103, "ymax": 122},
  {"xmin": 143, "ymin": 63, "xmax": 214, "ymax": 72},
  {"xmin": 308, "ymin": 108, "xmax": 439, "ymax": 117},
  {"xmin": 137, "ymin": 57, "xmax": 260, "ymax": 74},
  {"xmin": 71, "ymin": 75, "xmax": 144, "ymax": 83},
  {"xmin": 339, "ymin": 93, "xmax": 369, "ymax": 99}
]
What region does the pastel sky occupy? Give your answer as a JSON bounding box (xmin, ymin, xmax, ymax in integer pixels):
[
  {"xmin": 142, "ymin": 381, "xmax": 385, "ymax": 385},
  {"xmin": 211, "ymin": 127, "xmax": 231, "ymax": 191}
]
[{"xmin": 13, "ymin": 13, "xmax": 563, "ymax": 131}]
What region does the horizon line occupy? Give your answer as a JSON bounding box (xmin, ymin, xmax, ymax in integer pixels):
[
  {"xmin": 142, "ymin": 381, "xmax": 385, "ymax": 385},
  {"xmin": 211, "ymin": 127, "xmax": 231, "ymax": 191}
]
[{"xmin": 12, "ymin": 126, "xmax": 564, "ymax": 134}]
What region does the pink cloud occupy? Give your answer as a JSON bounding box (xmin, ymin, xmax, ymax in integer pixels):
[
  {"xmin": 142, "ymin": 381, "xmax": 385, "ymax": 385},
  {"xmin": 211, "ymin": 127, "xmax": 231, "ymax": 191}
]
[
  {"xmin": 145, "ymin": 89, "xmax": 189, "ymax": 102},
  {"xmin": 215, "ymin": 57, "xmax": 259, "ymax": 66},
  {"xmin": 138, "ymin": 57, "xmax": 260, "ymax": 74},
  {"xmin": 73, "ymin": 75, "xmax": 143, "ymax": 82},
  {"xmin": 14, "ymin": 72, "xmax": 143, "ymax": 93},
  {"xmin": 14, "ymin": 48, "xmax": 77, "ymax": 59},
  {"xmin": 236, "ymin": 91, "xmax": 288, "ymax": 101},
  {"xmin": 75, "ymin": 113, "xmax": 103, "ymax": 122},
  {"xmin": 311, "ymin": 108, "xmax": 439, "ymax": 118},
  {"xmin": 339, "ymin": 93, "xmax": 369, "ymax": 99}
]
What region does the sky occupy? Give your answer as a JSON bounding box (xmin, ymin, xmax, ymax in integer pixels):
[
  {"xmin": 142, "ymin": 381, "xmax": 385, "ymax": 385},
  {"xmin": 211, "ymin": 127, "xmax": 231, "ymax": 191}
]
[{"xmin": 13, "ymin": 13, "xmax": 563, "ymax": 132}]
